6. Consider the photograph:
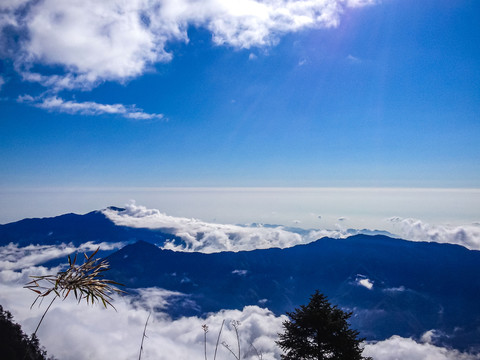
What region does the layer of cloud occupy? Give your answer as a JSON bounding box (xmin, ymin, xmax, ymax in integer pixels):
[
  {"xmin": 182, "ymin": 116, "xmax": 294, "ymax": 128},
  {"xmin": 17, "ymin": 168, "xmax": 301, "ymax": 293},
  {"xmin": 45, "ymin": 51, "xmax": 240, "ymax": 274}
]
[
  {"xmin": 103, "ymin": 203, "xmax": 354, "ymax": 252},
  {"xmin": 2, "ymin": 0, "xmax": 378, "ymax": 90},
  {"xmin": 388, "ymin": 217, "xmax": 480, "ymax": 250},
  {"xmin": 17, "ymin": 95, "xmax": 164, "ymax": 120}
]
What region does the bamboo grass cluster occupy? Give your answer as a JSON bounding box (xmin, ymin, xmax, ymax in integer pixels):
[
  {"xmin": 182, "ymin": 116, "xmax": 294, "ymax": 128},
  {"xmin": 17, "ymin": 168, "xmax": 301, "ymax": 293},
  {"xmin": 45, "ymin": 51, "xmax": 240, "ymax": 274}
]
[
  {"xmin": 25, "ymin": 247, "xmax": 124, "ymax": 310},
  {"xmin": 24, "ymin": 247, "xmax": 124, "ymax": 338},
  {"xmin": 22, "ymin": 247, "xmax": 124, "ymax": 359}
]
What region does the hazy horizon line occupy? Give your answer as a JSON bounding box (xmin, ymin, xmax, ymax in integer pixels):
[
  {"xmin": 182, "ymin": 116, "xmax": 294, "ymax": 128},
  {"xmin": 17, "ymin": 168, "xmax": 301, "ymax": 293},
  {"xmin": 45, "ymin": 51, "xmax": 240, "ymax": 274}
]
[{"xmin": 2, "ymin": 186, "xmax": 480, "ymax": 192}]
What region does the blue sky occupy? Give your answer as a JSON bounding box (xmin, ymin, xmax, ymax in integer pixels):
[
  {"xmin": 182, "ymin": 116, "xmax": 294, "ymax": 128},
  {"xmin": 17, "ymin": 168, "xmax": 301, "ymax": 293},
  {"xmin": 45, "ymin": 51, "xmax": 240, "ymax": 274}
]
[{"xmin": 1, "ymin": 0, "xmax": 479, "ymax": 189}]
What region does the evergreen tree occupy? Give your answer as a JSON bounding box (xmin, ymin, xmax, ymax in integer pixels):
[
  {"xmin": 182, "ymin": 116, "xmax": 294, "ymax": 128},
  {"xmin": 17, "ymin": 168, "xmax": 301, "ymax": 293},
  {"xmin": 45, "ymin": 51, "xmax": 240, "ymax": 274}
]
[{"xmin": 276, "ymin": 291, "xmax": 371, "ymax": 360}]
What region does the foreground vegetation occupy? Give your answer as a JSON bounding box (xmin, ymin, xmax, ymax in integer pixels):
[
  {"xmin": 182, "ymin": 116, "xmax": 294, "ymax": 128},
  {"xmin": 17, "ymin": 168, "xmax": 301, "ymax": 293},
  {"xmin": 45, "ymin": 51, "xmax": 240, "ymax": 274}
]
[{"xmin": 0, "ymin": 305, "xmax": 49, "ymax": 360}]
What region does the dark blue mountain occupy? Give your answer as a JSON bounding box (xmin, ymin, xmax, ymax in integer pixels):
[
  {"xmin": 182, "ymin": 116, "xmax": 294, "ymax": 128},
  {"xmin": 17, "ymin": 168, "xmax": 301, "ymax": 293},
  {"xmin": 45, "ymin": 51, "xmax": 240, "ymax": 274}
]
[
  {"xmin": 0, "ymin": 208, "xmax": 182, "ymax": 247},
  {"xmin": 107, "ymin": 236, "xmax": 480, "ymax": 352}
]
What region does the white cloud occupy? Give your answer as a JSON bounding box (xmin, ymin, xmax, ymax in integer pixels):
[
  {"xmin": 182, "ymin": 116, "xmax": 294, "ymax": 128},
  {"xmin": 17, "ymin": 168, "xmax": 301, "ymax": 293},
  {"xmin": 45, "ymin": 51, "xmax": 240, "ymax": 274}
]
[
  {"xmin": 388, "ymin": 217, "xmax": 480, "ymax": 250},
  {"xmin": 0, "ymin": 265, "xmax": 63, "ymax": 284},
  {"xmin": 306, "ymin": 228, "xmax": 353, "ymax": 239},
  {"xmin": 363, "ymin": 335, "xmax": 480, "ymax": 360},
  {"xmin": 420, "ymin": 329, "xmax": 442, "ymax": 344},
  {"xmin": 0, "ymin": 76, "xmax": 5, "ymax": 91},
  {"xmin": 2, "ymin": 0, "xmax": 379, "ymax": 90},
  {"xmin": 18, "ymin": 0, "xmax": 167, "ymax": 89},
  {"xmin": 383, "ymin": 285, "xmax": 406, "ymax": 293},
  {"xmin": 359, "ymin": 278, "xmax": 373, "ymax": 289},
  {"xmin": 356, "ymin": 275, "xmax": 373, "ymax": 290},
  {"xmin": 103, "ymin": 203, "xmax": 352, "ymax": 252},
  {"xmin": 131, "ymin": 287, "xmax": 188, "ymax": 311},
  {"xmin": 18, "ymin": 95, "xmax": 164, "ymax": 120},
  {"xmin": 232, "ymin": 269, "xmax": 248, "ymax": 276}
]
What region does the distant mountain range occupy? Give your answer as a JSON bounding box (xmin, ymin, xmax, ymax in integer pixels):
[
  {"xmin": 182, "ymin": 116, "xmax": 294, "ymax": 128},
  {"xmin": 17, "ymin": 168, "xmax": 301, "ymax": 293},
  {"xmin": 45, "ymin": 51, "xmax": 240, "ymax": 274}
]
[{"xmin": 1, "ymin": 209, "xmax": 479, "ymax": 352}]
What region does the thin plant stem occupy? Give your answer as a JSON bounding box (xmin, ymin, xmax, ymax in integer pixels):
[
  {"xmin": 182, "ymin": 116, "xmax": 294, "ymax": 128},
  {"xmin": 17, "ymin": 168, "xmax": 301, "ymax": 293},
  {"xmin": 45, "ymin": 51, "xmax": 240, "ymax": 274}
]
[
  {"xmin": 204, "ymin": 329, "xmax": 207, "ymax": 360},
  {"xmin": 250, "ymin": 342, "xmax": 263, "ymax": 360},
  {"xmin": 32, "ymin": 295, "xmax": 57, "ymax": 338},
  {"xmin": 213, "ymin": 319, "xmax": 225, "ymax": 360},
  {"xmin": 223, "ymin": 343, "xmax": 240, "ymax": 360},
  {"xmin": 23, "ymin": 295, "xmax": 58, "ymax": 360},
  {"xmin": 233, "ymin": 322, "xmax": 240, "ymax": 360},
  {"xmin": 138, "ymin": 312, "xmax": 151, "ymax": 360},
  {"xmin": 202, "ymin": 324, "xmax": 209, "ymax": 360}
]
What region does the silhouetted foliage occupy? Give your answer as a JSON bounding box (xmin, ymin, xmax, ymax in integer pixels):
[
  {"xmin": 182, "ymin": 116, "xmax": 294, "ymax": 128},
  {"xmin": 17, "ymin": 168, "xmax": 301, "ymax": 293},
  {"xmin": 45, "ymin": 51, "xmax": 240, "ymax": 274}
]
[
  {"xmin": 277, "ymin": 291, "xmax": 372, "ymax": 360},
  {"xmin": 0, "ymin": 304, "xmax": 49, "ymax": 360}
]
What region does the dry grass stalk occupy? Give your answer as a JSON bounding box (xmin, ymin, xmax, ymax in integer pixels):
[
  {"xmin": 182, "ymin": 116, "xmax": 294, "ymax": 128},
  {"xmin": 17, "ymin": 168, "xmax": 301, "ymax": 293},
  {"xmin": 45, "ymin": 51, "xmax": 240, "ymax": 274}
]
[
  {"xmin": 202, "ymin": 324, "xmax": 209, "ymax": 360},
  {"xmin": 138, "ymin": 312, "xmax": 151, "ymax": 360},
  {"xmin": 214, "ymin": 319, "xmax": 225, "ymax": 360},
  {"xmin": 249, "ymin": 342, "xmax": 263, "ymax": 360},
  {"xmin": 201, "ymin": 319, "xmax": 224, "ymax": 360}
]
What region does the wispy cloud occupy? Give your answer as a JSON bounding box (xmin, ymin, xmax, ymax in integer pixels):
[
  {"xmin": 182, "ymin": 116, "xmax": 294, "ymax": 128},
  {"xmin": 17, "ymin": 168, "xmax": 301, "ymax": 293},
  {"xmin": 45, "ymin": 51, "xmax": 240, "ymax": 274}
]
[
  {"xmin": 346, "ymin": 54, "xmax": 361, "ymax": 63},
  {"xmin": 382, "ymin": 286, "xmax": 406, "ymax": 293},
  {"xmin": 232, "ymin": 269, "xmax": 248, "ymax": 276},
  {"xmin": 0, "ymin": 76, "xmax": 5, "ymax": 91},
  {"xmin": 298, "ymin": 58, "xmax": 308, "ymax": 66},
  {"xmin": 17, "ymin": 95, "xmax": 164, "ymax": 120},
  {"xmin": 2, "ymin": 0, "xmax": 379, "ymax": 90}
]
